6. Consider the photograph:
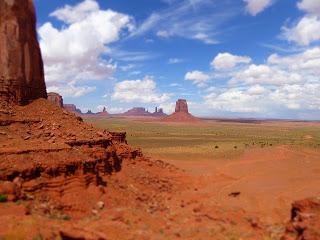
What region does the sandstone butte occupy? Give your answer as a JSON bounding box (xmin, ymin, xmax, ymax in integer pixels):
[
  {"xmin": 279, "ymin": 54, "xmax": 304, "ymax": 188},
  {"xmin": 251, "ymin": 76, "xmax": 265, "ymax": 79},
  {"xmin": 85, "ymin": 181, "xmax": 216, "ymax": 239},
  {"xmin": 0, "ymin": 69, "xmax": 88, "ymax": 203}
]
[
  {"xmin": 162, "ymin": 99, "xmax": 201, "ymax": 123},
  {"xmin": 0, "ymin": 0, "xmax": 47, "ymax": 105},
  {"xmin": 47, "ymin": 92, "xmax": 63, "ymax": 108},
  {"xmin": 0, "ymin": 1, "xmax": 319, "ymax": 239}
]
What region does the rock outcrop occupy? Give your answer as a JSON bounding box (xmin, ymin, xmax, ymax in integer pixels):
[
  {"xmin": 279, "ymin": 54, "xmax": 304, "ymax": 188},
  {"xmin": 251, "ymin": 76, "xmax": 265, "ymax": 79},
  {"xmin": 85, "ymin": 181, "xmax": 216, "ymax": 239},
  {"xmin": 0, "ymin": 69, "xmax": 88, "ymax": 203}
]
[
  {"xmin": 47, "ymin": 92, "xmax": 63, "ymax": 108},
  {"xmin": 162, "ymin": 99, "xmax": 201, "ymax": 123},
  {"xmin": 281, "ymin": 197, "xmax": 320, "ymax": 240},
  {"xmin": 175, "ymin": 99, "xmax": 189, "ymax": 113},
  {"xmin": 0, "ymin": 0, "xmax": 47, "ymax": 105}
]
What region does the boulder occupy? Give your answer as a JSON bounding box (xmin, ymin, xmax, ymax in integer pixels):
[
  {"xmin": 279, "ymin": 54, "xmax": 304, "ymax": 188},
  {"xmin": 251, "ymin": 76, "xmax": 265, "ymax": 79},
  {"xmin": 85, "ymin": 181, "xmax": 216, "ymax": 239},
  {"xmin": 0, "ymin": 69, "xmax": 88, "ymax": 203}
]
[{"xmin": 0, "ymin": 0, "xmax": 47, "ymax": 105}]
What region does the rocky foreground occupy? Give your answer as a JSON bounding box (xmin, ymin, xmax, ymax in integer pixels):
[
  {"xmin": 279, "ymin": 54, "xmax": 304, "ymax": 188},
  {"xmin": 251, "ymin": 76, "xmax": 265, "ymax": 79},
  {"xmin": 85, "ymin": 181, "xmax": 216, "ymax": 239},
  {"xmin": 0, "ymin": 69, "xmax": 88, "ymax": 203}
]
[{"xmin": 0, "ymin": 99, "xmax": 180, "ymax": 239}]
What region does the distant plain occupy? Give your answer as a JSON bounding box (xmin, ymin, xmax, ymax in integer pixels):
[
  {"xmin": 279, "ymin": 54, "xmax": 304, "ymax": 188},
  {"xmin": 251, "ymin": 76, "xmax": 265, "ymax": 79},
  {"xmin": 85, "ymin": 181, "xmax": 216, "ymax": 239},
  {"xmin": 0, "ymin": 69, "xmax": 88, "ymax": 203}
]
[{"xmin": 85, "ymin": 117, "xmax": 320, "ymax": 161}]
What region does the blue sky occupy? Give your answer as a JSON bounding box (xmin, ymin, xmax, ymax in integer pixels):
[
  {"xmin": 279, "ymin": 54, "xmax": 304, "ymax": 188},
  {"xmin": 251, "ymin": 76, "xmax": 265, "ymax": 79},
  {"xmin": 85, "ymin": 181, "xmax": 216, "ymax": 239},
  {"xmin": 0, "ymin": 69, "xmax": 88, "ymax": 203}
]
[{"xmin": 34, "ymin": 0, "xmax": 320, "ymax": 119}]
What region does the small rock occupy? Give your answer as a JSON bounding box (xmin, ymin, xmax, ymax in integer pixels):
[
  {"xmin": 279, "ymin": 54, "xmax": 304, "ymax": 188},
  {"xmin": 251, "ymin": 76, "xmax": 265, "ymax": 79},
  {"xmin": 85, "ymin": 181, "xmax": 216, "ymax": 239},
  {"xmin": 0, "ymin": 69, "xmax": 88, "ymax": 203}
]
[
  {"xmin": 92, "ymin": 209, "xmax": 99, "ymax": 215},
  {"xmin": 97, "ymin": 131, "xmax": 104, "ymax": 137},
  {"xmin": 248, "ymin": 217, "xmax": 260, "ymax": 229},
  {"xmin": 24, "ymin": 136, "xmax": 30, "ymax": 140},
  {"xmin": 13, "ymin": 177, "xmax": 23, "ymax": 188},
  {"xmin": 228, "ymin": 192, "xmax": 241, "ymax": 197},
  {"xmin": 96, "ymin": 201, "xmax": 105, "ymax": 210}
]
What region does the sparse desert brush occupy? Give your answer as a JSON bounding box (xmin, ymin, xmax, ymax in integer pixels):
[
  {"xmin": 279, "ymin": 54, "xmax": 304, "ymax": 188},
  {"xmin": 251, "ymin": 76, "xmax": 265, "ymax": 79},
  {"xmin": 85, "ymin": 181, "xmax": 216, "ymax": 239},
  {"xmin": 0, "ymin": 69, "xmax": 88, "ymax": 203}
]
[
  {"xmin": 0, "ymin": 194, "xmax": 7, "ymax": 202},
  {"xmin": 86, "ymin": 118, "xmax": 320, "ymax": 161}
]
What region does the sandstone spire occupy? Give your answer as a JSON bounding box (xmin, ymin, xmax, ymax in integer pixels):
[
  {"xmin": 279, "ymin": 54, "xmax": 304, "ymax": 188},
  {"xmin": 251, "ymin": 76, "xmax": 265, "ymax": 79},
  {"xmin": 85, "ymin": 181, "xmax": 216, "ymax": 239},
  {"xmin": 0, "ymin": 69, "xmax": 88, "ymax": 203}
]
[{"xmin": 0, "ymin": 0, "xmax": 47, "ymax": 105}]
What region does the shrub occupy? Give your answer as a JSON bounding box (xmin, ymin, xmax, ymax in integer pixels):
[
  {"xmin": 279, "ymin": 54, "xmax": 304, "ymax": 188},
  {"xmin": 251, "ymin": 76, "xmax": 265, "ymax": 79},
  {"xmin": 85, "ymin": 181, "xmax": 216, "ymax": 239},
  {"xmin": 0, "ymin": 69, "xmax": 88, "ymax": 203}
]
[{"xmin": 0, "ymin": 194, "xmax": 7, "ymax": 202}]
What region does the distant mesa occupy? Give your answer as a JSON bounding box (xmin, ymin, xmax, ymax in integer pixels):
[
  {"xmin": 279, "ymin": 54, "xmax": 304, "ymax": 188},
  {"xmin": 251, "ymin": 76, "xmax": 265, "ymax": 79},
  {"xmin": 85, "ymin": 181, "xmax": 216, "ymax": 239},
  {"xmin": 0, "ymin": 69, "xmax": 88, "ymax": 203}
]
[
  {"xmin": 47, "ymin": 92, "xmax": 63, "ymax": 108},
  {"xmin": 0, "ymin": 0, "xmax": 47, "ymax": 105},
  {"xmin": 61, "ymin": 103, "xmax": 165, "ymax": 118},
  {"xmin": 123, "ymin": 107, "xmax": 150, "ymax": 116},
  {"xmin": 122, "ymin": 107, "xmax": 167, "ymax": 117},
  {"xmin": 63, "ymin": 104, "xmax": 82, "ymax": 115},
  {"xmin": 162, "ymin": 99, "xmax": 201, "ymax": 123}
]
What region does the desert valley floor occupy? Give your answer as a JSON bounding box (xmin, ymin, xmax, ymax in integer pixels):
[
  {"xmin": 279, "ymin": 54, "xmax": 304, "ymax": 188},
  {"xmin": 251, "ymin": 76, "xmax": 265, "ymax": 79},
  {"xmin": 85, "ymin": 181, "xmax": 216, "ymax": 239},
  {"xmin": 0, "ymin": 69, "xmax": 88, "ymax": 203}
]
[{"xmin": 80, "ymin": 116, "xmax": 320, "ymax": 239}]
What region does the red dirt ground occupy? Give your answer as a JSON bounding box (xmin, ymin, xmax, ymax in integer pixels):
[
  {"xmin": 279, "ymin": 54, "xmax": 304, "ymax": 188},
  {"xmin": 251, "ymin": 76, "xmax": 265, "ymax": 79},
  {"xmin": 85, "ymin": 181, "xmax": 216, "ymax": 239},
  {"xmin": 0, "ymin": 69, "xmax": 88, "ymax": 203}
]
[
  {"xmin": 167, "ymin": 145, "xmax": 320, "ymax": 225},
  {"xmin": 161, "ymin": 112, "xmax": 201, "ymax": 123}
]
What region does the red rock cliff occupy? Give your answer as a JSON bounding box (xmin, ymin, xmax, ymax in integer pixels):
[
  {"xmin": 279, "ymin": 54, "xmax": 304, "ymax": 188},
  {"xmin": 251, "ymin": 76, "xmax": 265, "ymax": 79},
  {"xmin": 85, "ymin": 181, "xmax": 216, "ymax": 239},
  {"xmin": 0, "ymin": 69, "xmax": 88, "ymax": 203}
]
[{"xmin": 0, "ymin": 0, "xmax": 47, "ymax": 105}]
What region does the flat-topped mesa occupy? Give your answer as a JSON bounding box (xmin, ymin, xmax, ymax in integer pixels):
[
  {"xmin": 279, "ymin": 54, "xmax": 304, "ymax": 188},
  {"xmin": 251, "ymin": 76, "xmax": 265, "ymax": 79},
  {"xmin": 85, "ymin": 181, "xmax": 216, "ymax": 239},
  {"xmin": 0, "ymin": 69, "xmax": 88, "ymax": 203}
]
[
  {"xmin": 124, "ymin": 107, "xmax": 151, "ymax": 116},
  {"xmin": 47, "ymin": 92, "xmax": 63, "ymax": 108},
  {"xmin": 175, "ymin": 99, "xmax": 189, "ymax": 113},
  {"xmin": 63, "ymin": 104, "xmax": 82, "ymax": 115},
  {"xmin": 0, "ymin": 0, "xmax": 47, "ymax": 105}
]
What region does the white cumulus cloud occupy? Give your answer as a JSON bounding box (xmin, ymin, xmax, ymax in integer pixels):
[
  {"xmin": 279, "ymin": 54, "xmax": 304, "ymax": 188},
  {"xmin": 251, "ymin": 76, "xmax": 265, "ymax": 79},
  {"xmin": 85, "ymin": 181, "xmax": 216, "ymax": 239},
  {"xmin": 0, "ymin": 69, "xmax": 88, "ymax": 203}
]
[
  {"xmin": 47, "ymin": 82, "xmax": 96, "ymax": 98},
  {"xmin": 38, "ymin": 0, "xmax": 133, "ymax": 97},
  {"xmin": 112, "ymin": 76, "xmax": 170, "ymax": 104},
  {"xmin": 211, "ymin": 52, "xmax": 252, "ymax": 70},
  {"xmin": 201, "ymin": 46, "xmax": 320, "ymax": 118},
  {"xmin": 185, "ymin": 70, "xmax": 210, "ymax": 87},
  {"xmin": 281, "ymin": 16, "xmax": 320, "ymax": 46},
  {"xmin": 230, "ymin": 64, "xmax": 302, "ymax": 86},
  {"xmin": 297, "ymin": 0, "xmax": 320, "ymax": 16}
]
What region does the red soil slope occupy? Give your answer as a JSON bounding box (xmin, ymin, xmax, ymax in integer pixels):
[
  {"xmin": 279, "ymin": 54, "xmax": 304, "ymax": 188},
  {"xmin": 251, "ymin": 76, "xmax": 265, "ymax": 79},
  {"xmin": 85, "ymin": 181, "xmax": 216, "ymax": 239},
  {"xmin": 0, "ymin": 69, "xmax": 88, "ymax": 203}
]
[{"xmin": 161, "ymin": 112, "xmax": 201, "ymax": 123}]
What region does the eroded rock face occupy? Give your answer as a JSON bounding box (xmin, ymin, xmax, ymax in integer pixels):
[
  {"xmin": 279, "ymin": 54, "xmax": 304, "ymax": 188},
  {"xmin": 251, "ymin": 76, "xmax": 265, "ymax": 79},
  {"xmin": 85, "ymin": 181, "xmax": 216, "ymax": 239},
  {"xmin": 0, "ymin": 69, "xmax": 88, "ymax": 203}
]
[
  {"xmin": 281, "ymin": 197, "xmax": 320, "ymax": 240},
  {"xmin": 175, "ymin": 99, "xmax": 188, "ymax": 113},
  {"xmin": 0, "ymin": 0, "xmax": 47, "ymax": 105},
  {"xmin": 47, "ymin": 92, "xmax": 63, "ymax": 108}
]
